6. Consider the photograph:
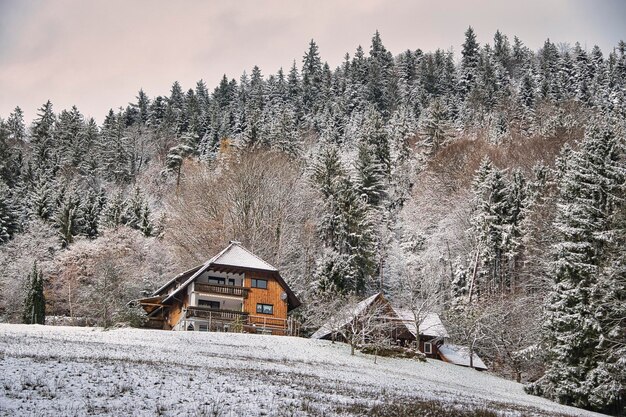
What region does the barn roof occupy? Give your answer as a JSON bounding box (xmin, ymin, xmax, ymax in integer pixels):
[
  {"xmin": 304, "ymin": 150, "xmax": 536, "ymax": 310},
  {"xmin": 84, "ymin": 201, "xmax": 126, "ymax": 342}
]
[
  {"xmin": 393, "ymin": 308, "xmax": 450, "ymax": 339},
  {"xmin": 310, "ymin": 293, "xmax": 385, "ymax": 339},
  {"xmin": 438, "ymin": 344, "xmax": 488, "ymax": 370}
]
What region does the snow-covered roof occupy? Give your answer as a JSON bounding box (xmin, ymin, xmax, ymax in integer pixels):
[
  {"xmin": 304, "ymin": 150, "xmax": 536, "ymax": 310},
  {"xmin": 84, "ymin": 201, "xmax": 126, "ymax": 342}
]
[
  {"xmin": 153, "ymin": 264, "xmax": 203, "ymax": 296},
  {"xmin": 438, "ymin": 344, "xmax": 488, "ymax": 370},
  {"xmin": 211, "ymin": 242, "xmax": 277, "ymax": 272},
  {"xmin": 310, "ymin": 293, "xmax": 382, "ymax": 339},
  {"xmin": 393, "ymin": 308, "xmax": 449, "ymax": 339},
  {"xmin": 160, "ymin": 242, "xmax": 298, "ymax": 308}
]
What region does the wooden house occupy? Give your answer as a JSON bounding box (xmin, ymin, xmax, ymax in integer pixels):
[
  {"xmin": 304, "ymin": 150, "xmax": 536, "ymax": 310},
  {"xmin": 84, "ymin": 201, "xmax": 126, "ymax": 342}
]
[
  {"xmin": 311, "ymin": 292, "xmax": 450, "ymax": 360},
  {"xmin": 392, "ymin": 308, "xmax": 449, "ymax": 359},
  {"xmin": 137, "ymin": 241, "xmax": 301, "ymax": 335}
]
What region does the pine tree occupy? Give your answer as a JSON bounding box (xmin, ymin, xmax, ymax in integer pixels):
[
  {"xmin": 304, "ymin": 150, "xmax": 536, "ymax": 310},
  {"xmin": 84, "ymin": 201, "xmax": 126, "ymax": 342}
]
[
  {"xmin": 367, "ymin": 30, "xmax": 395, "ymax": 113},
  {"xmin": 165, "ymin": 143, "xmax": 194, "ymax": 189},
  {"xmin": 334, "ymin": 176, "xmax": 377, "ymax": 294},
  {"xmin": 313, "ymin": 248, "xmax": 356, "ymax": 294},
  {"xmin": 360, "ymin": 106, "xmax": 391, "ymax": 175},
  {"xmin": 460, "ymin": 27, "xmax": 480, "ymax": 95},
  {"xmin": 22, "ymin": 261, "xmax": 45, "ymax": 325},
  {"xmin": 139, "ymin": 202, "xmax": 154, "ymax": 237},
  {"xmin": 527, "ymin": 119, "xmax": 625, "ymax": 412},
  {"xmin": 165, "ymin": 81, "xmax": 185, "ymax": 134},
  {"xmin": 302, "ymin": 39, "xmax": 323, "ymax": 114},
  {"xmin": 420, "ymin": 98, "xmax": 451, "ymax": 154},
  {"xmin": 54, "ymin": 188, "xmax": 82, "ymax": 247},
  {"xmin": 7, "ymin": 106, "xmax": 26, "ymax": 142},
  {"xmin": 124, "ymin": 187, "xmax": 153, "ymax": 236},
  {"xmin": 80, "ymin": 190, "xmax": 104, "ymax": 239},
  {"xmin": 28, "ymin": 177, "xmax": 56, "ymax": 221},
  {"xmin": 56, "ymin": 106, "xmax": 87, "ymax": 169},
  {"xmin": 387, "ymin": 104, "xmax": 418, "ymax": 163},
  {"xmin": 469, "ymin": 158, "xmax": 523, "ymax": 297},
  {"xmin": 354, "ymin": 141, "xmax": 386, "ymax": 206},
  {"xmin": 132, "ymin": 89, "xmax": 151, "ymax": 126},
  {"xmin": 100, "ymin": 191, "xmax": 127, "ymax": 229},
  {"xmin": 30, "ymin": 101, "xmax": 57, "ymax": 164},
  {"xmin": 100, "ymin": 109, "xmax": 132, "ymax": 183},
  {"xmin": 0, "ymin": 121, "xmax": 22, "ymax": 188},
  {"xmin": 0, "ymin": 180, "xmax": 19, "ymax": 244}
]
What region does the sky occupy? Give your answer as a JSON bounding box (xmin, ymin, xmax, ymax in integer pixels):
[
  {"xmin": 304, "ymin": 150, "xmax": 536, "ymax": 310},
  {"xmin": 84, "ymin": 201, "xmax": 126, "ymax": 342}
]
[{"xmin": 0, "ymin": 0, "xmax": 625, "ymax": 123}]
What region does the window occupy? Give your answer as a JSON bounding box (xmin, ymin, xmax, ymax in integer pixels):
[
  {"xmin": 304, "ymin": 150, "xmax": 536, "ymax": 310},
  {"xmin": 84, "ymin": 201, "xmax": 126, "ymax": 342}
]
[
  {"xmin": 423, "ymin": 342, "xmax": 433, "ymax": 355},
  {"xmin": 228, "ymin": 278, "xmax": 235, "ymax": 286},
  {"xmin": 199, "ymin": 324, "xmax": 208, "ymax": 332},
  {"xmin": 198, "ymin": 300, "xmax": 220, "ymax": 309},
  {"xmin": 251, "ymin": 279, "xmax": 268, "ymax": 289},
  {"xmin": 208, "ymin": 276, "xmax": 226, "ymax": 285},
  {"xmin": 256, "ymin": 303, "xmax": 273, "ymax": 315}
]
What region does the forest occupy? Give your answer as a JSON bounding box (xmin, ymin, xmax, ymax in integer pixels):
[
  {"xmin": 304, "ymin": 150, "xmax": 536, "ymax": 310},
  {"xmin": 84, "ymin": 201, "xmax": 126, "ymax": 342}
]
[{"xmin": 0, "ymin": 27, "xmax": 624, "ymax": 414}]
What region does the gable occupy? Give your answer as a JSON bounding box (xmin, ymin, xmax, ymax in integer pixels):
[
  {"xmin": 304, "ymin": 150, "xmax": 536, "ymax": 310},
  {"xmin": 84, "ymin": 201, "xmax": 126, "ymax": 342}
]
[
  {"xmin": 157, "ymin": 241, "xmax": 300, "ymax": 310},
  {"xmin": 211, "ymin": 243, "xmax": 278, "ymax": 272}
]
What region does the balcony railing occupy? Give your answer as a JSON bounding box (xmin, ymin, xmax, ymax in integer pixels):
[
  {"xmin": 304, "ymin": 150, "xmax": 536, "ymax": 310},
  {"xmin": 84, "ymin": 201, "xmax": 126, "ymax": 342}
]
[
  {"xmin": 186, "ymin": 306, "xmax": 248, "ymax": 320},
  {"xmin": 180, "ymin": 306, "xmax": 300, "ymax": 336},
  {"xmin": 193, "ymin": 282, "xmax": 249, "ymax": 298}
]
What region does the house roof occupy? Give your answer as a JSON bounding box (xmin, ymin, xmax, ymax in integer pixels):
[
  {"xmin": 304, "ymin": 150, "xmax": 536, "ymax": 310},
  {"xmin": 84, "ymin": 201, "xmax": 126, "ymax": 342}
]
[
  {"xmin": 159, "ymin": 241, "xmax": 300, "ymax": 310},
  {"xmin": 438, "ymin": 344, "xmax": 488, "ymax": 370},
  {"xmin": 310, "ymin": 293, "xmax": 384, "ymax": 339},
  {"xmin": 310, "ymin": 293, "xmax": 449, "ymax": 341},
  {"xmin": 211, "ymin": 243, "xmax": 278, "ymax": 272},
  {"xmin": 153, "ymin": 264, "xmax": 204, "ymax": 296},
  {"xmin": 393, "ymin": 308, "xmax": 450, "ymax": 339}
]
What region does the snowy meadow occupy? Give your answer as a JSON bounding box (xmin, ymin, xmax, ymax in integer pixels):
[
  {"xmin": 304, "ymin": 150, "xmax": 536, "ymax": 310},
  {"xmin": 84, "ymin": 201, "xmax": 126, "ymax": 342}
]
[{"xmin": 0, "ymin": 325, "xmax": 606, "ymax": 416}]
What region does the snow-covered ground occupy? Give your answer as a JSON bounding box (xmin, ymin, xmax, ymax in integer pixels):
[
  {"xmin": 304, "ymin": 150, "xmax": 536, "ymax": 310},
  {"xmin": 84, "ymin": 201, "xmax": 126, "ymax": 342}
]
[{"xmin": 0, "ymin": 324, "xmax": 605, "ymax": 416}]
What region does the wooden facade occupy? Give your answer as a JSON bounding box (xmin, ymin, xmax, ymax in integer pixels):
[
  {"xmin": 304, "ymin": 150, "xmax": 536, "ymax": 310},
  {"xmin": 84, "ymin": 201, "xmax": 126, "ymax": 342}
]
[
  {"xmin": 136, "ymin": 242, "xmax": 301, "ymax": 336},
  {"xmin": 311, "ymin": 292, "xmax": 449, "ymax": 358}
]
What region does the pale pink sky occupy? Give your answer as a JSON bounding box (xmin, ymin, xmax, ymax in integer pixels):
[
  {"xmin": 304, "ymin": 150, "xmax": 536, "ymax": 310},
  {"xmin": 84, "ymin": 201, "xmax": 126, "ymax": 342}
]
[{"xmin": 1, "ymin": 0, "xmax": 624, "ymax": 123}]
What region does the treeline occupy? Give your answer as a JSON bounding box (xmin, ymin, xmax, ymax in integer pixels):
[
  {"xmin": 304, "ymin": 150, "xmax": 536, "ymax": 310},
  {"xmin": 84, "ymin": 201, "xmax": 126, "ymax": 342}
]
[{"xmin": 0, "ymin": 28, "xmax": 625, "ymax": 414}]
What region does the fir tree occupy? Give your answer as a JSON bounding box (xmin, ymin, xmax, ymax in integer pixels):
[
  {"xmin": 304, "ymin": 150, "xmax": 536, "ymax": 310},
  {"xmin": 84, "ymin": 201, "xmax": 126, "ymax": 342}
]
[
  {"xmin": 420, "ymin": 98, "xmax": 451, "ymax": 154},
  {"xmin": 30, "ymin": 101, "xmax": 57, "ymax": 164},
  {"xmin": 302, "ymin": 39, "xmax": 323, "ymax": 114},
  {"xmin": 7, "ymin": 106, "xmax": 26, "ymax": 142},
  {"xmin": 354, "ymin": 141, "xmax": 386, "ymax": 206},
  {"xmin": 0, "ymin": 180, "xmax": 19, "ymax": 244},
  {"xmin": 22, "ymin": 261, "xmax": 45, "ymax": 325},
  {"xmin": 460, "ymin": 26, "xmax": 480, "ymax": 95},
  {"xmin": 54, "ymin": 189, "xmax": 82, "ymax": 247},
  {"xmin": 360, "ymin": 106, "xmax": 391, "ymax": 175},
  {"xmin": 100, "ymin": 191, "xmax": 127, "ymax": 229},
  {"xmin": 527, "ymin": 119, "xmax": 625, "ymax": 412}
]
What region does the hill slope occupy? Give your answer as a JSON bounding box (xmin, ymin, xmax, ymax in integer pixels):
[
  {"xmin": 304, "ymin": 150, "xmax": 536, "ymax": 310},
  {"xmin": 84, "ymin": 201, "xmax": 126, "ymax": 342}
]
[{"xmin": 0, "ymin": 324, "xmax": 605, "ymax": 416}]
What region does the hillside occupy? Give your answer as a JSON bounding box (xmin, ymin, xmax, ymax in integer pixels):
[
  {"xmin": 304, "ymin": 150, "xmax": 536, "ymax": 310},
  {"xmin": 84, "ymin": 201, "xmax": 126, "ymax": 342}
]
[{"xmin": 0, "ymin": 324, "xmax": 605, "ymax": 417}]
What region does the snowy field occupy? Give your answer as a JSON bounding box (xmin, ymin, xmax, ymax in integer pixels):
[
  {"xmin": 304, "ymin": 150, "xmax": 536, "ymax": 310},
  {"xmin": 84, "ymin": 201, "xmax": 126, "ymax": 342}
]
[{"xmin": 0, "ymin": 324, "xmax": 606, "ymax": 417}]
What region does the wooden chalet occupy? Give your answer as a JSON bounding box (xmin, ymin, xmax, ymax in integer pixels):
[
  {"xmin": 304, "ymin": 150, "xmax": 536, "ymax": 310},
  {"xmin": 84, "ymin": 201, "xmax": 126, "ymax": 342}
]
[
  {"xmin": 392, "ymin": 308, "xmax": 449, "ymax": 359},
  {"xmin": 137, "ymin": 241, "xmax": 301, "ymax": 336},
  {"xmin": 312, "ymin": 292, "xmax": 471, "ymax": 364}
]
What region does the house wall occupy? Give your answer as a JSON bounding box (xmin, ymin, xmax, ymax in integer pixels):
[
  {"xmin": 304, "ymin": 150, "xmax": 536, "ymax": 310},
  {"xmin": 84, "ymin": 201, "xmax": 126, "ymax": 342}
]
[
  {"xmin": 419, "ymin": 336, "xmax": 442, "ymax": 358},
  {"xmin": 165, "ymin": 293, "xmax": 189, "ymax": 328},
  {"xmin": 243, "ymin": 271, "xmax": 288, "ymax": 321}
]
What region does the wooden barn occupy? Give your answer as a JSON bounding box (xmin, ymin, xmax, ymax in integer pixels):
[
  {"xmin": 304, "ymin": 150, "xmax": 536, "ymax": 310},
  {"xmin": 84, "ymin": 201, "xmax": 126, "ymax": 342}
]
[
  {"xmin": 136, "ymin": 241, "xmax": 301, "ymax": 336},
  {"xmin": 311, "ymin": 292, "xmax": 470, "ymax": 363},
  {"xmin": 392, "ymin": 308, "xmax": 449, "ymax": 359}
]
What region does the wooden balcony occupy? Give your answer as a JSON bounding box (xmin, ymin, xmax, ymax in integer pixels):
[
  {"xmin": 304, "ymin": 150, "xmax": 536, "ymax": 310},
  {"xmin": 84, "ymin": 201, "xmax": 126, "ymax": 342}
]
[
  {"xmin": 181, "ymin": 306, "xmax": 300, "ymax": 336},
  {"xmin": 185, "ymin": 306, "xmax": 249, "ymax": 321},
  {"xmin": 193, "ymin": 282, "xmax": 249, "ymax": 298}
]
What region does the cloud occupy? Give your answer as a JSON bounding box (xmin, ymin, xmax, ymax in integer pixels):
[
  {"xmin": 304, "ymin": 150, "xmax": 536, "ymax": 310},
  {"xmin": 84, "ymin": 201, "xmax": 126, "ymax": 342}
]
[{"xmin": 0, "ymin": 0, "xmax": 623, "ymax": 123}]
